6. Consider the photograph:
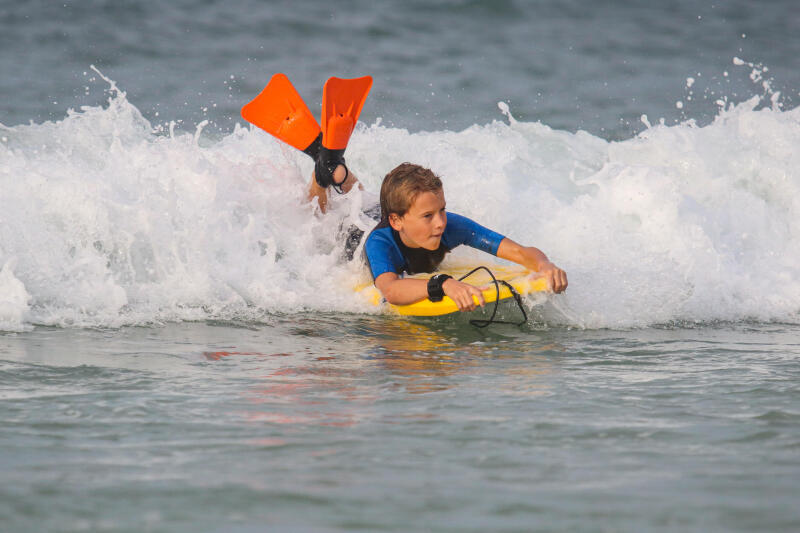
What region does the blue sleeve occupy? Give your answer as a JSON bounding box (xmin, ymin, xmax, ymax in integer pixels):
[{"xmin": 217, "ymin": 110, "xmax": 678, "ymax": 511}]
[
  {"xmin": 441, "ymin": 212, "xmax": 506, "ymax": 255},
  {"xmin": 364, "ymin": 228, "xmax": 404, "ymax": 279}
]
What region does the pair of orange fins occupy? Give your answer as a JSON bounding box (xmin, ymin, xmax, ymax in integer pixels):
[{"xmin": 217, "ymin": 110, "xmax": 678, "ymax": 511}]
[{"xmin": 241, "ymin": 73, "xmax": 372, "ymax": 190}]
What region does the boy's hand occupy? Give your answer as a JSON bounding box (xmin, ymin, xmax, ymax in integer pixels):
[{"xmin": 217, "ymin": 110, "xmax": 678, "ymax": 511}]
[
  {"xmin": 538, "ymin": 262, "xmax": 568, "ymax": 293},
  {"xmin": 442, "ymin": 279, "xmax": 485, "ymax": 312}
]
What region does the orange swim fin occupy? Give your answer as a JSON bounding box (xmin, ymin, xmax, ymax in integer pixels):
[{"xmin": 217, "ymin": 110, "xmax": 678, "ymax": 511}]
[
  {"xmin": 321, "ymin": 76, "xmax": 373, "ymax": 150},
  {"xmin": 241, "ymin": 73, "xmax": 322, "ymax": 157},
  {"xmin": 313, "ymin": 75, "xmax": 372, "ymax": 190}
]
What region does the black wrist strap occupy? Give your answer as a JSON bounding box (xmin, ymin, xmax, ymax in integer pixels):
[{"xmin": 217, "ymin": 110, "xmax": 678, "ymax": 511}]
[{"xmin": 427, "ymin": 274, "xmax": 452, "ymax": 302}]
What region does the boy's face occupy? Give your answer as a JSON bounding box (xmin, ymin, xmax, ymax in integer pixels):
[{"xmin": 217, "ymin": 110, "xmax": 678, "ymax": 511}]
[{"xmin": 389, "ymin": 189, "xmax": 447, "ymax": 250}]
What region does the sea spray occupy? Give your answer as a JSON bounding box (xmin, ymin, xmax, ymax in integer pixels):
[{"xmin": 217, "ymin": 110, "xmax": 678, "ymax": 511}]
[
  {"xmin": 546, "ymin": 97, "xmax": 800, "ymax": 327},
  {"xmin": 1, "ymin": 73, "xmax": 799, "ymax": 329},
  {"xmin": 0, "ymin": 260, "xmax": 30, "ymax": 332}
]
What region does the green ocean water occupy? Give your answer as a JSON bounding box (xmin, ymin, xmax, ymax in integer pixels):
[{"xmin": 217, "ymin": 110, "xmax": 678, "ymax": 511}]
[{"xmin": 2, "ymin": 319, "xmax": 799, "ymax": 532}]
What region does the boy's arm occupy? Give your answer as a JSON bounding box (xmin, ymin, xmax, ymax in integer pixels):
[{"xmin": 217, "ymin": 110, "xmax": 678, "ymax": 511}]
[
  {"xmin": 496, "ymin": 238, "xmax": 568, "ymax": 293},
  {"xmin": 374, "ymin": 272, "xmax": 485, "ymax": 312}
]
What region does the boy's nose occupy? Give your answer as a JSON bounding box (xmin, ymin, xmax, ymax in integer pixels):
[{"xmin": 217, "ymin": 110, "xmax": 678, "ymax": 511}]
[{"xmin": 434, "ymin": 212, "xmax": 446, "ymax": 230}]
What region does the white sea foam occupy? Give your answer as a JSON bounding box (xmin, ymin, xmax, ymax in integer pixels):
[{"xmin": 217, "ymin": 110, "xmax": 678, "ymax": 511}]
[
  {"xmin": 1, "ymin": 78, "xmax": 798, "ymax": 329},
  {"xmin": 0, "ymin": 260, "xmax": 31, "ymax": 332}
]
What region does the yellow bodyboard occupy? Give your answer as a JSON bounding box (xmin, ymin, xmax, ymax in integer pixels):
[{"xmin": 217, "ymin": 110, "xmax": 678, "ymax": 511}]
[{"xmin": 357, "ymin": 263, "xmax": 548, "ymax": 317}]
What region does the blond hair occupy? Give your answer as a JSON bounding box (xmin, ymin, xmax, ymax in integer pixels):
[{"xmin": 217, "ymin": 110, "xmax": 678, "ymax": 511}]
[{"xmin": 379, "ymin": 163, "xmax": 443, "ymax": 220}]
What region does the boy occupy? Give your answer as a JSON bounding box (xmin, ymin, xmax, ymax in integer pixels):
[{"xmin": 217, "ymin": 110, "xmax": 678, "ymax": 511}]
[
  {"xmin": 241, "ymin": 74, "xmax": 567, "ymax": 311},
  {"xmin": 364, "ymin": 163, "xmax": 567, "ymax": 312}
]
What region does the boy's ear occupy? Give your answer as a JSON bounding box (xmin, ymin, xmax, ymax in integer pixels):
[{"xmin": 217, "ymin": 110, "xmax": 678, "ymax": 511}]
[{"xmin": 388, "ymin": 213, "xmax": 402, "ymax": 231}]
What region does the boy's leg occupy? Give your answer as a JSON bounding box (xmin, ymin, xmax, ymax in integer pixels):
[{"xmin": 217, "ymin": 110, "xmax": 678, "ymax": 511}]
[{"xmin": 308, "ymin": 166, "xmax": 360, "ymax": 212}]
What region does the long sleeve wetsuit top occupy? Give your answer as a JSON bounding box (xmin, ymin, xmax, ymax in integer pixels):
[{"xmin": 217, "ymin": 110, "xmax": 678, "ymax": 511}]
[{"xmin": 364, "ymin": 212, "xmax": 505, "ymax": 279}]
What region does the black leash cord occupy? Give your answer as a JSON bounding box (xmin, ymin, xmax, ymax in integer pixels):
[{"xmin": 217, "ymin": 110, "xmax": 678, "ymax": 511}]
[{"xmin": 457, "ymin": 266, "xmax": 528, "ymax": 328}]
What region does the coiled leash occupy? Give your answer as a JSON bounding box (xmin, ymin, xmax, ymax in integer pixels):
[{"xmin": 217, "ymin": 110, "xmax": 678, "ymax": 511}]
[{"xmin": 457, "ymin": 266, "xmax": 528, "ymax": 328}]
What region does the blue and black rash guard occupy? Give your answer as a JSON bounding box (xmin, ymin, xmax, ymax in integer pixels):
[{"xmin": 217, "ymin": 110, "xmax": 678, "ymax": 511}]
[{"xmin": 364, "ymin": 212, "xmax": 506, "ymax": 280}]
